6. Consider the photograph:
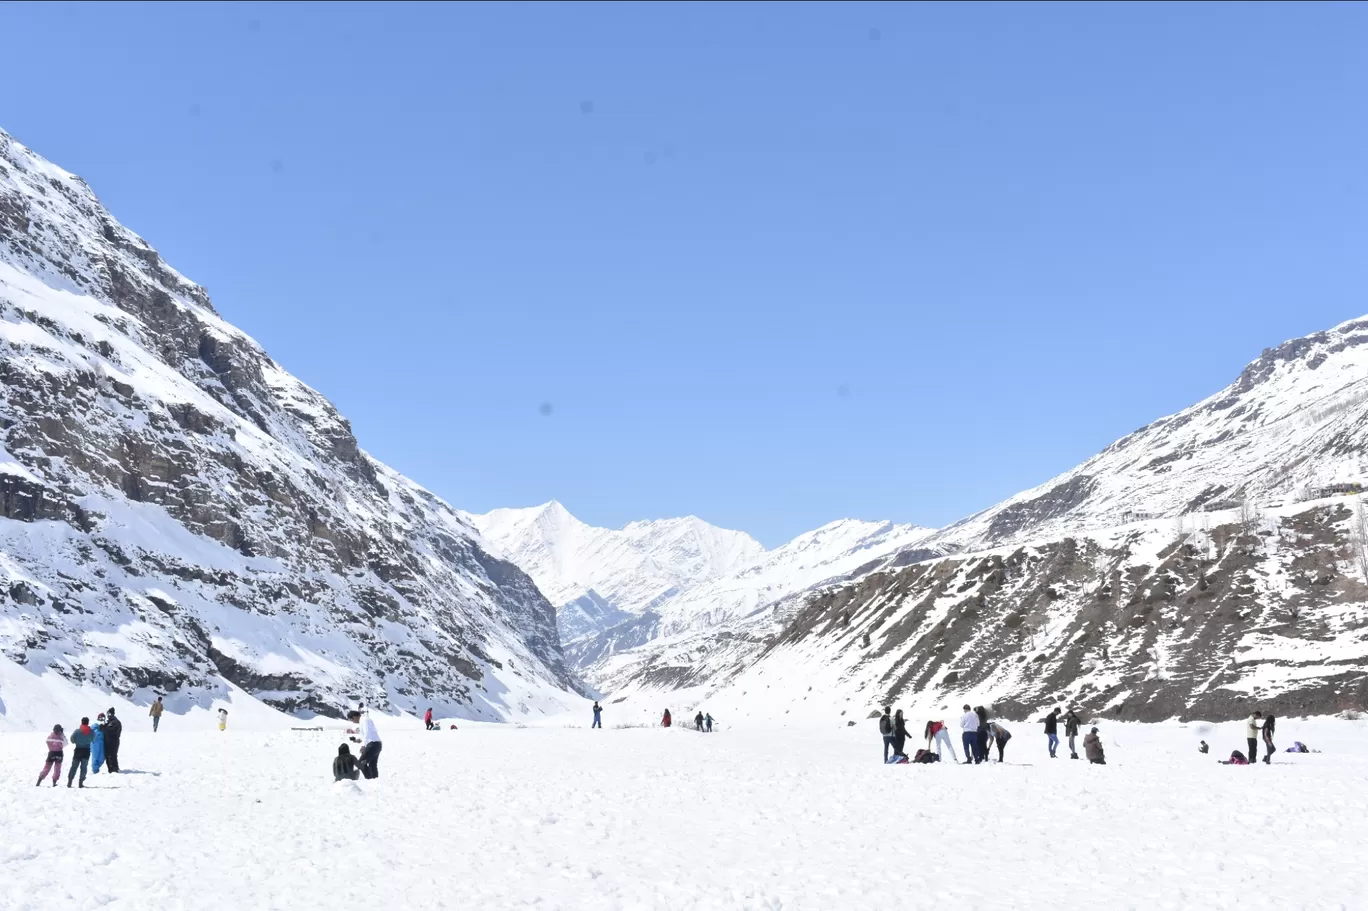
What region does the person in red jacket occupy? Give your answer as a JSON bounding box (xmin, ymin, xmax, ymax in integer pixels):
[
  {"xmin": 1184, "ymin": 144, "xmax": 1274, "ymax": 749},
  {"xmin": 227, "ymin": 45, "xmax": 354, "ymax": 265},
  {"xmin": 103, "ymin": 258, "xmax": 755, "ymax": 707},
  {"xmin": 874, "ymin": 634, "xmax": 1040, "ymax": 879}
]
[
  {"xmin": 424, "ymin": 708, "xmax": 434, "ymax": 731},
  {"xmin": 662, "ymin": 709, "xmax": 672, "ymax": 728}
]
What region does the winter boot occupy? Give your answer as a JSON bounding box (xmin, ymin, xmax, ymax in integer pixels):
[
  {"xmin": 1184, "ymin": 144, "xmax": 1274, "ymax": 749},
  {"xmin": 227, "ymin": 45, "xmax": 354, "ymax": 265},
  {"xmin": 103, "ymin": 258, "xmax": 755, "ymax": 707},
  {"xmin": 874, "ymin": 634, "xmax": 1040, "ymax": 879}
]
[
  {"xmin": 51, "ymin": 779, "xmax": 57, "ymax": 787},
  {"xmin": 35, "ymin": 777, "xmax": 43, "ymax": 787},
  {"xmin": 1071, "ymin": 752, "xmax": 1079, "ymax": 759}
]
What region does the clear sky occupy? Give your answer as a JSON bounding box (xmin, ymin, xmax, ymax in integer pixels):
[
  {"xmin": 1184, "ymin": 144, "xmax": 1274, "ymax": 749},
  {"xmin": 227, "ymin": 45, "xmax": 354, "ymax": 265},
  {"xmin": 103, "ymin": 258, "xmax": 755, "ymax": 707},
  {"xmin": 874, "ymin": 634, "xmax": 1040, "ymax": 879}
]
[{"xmin": 2, "ymin": 2, "xmax": 1365, "ymax": 546}]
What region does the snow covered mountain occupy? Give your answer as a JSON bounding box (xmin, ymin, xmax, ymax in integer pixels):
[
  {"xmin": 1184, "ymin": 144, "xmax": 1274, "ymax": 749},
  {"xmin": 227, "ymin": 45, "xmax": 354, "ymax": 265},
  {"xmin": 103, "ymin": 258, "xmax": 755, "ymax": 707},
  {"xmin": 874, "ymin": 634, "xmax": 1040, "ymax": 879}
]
[
  {"xmin": 472, "ymin": 501, "xmax": 940, "ymax": 680},
  {"xmin": 470, "ymin": 501, "xmax": 765, "ymax": 641},
  {"xmin": 600, "ymin": 318, "xmax": 1368, "ymax": 722},
  {"xmin": 0, "ymin": 127, "xmax": 583, "ymax": 722}
]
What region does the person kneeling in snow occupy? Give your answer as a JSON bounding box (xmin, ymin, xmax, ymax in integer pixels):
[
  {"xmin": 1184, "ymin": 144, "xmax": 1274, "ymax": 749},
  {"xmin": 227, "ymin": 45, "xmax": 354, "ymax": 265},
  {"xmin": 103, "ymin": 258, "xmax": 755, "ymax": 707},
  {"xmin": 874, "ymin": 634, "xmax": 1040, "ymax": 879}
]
[
  {"xmin": 1083, "ymin": 727, "xmax": 1106, "ymax": 765},
  {"xmin": 333, "ymin": 744, "xmax": 360, "ymax": 781}
]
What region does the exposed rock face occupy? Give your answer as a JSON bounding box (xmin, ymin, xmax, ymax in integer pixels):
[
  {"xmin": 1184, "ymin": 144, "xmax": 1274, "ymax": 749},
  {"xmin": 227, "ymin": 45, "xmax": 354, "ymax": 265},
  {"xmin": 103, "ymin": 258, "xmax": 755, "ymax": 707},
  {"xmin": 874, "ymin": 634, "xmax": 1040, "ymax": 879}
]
[{"xmin": 0, "ymin": 127, "xmax": 580, "ymax": 719}]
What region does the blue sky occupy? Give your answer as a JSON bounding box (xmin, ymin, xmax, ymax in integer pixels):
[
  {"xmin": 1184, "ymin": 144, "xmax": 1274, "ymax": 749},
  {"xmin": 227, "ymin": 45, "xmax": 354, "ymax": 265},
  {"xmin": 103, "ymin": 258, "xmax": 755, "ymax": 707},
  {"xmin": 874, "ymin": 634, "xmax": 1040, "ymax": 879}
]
[{"xmin": 2, "ymin": 2, "xmax": 1365, "ymax": 546}]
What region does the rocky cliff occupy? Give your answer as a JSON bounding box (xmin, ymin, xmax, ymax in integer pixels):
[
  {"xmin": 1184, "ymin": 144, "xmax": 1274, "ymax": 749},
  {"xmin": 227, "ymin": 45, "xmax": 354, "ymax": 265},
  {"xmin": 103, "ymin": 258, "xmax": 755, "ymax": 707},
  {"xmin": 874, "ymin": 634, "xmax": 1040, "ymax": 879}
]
[{"xmin": 0, "ymin": 127, "xmax": 581, "ymax": 720}]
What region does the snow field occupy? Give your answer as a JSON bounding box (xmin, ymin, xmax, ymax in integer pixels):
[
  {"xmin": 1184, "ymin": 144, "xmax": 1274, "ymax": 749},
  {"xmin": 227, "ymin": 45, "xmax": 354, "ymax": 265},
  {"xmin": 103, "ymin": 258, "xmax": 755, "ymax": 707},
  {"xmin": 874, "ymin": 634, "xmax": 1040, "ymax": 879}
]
[{"xmin": 1, "ymin": 718, "xmax": 1366, "ymax": 910}]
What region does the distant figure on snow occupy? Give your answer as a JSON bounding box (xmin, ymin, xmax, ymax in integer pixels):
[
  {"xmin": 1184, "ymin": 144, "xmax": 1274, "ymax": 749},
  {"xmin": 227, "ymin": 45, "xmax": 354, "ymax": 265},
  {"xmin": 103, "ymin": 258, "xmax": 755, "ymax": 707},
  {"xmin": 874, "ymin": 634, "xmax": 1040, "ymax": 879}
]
[
  {"xmin": 1245, "ymin": 712, "xmax": 1263, "ymax": 765},
  {"xmin": 150, "ymin": 696, "xmax": 165, "ymax": 733},
  {"xmin": 37, "ymin": 724, "xmax": 65, "ymax": 787},
  {"xmin": 591, "ymin": 702, "xmax": 602, "ymax": 729},
  {"xmin": 333, "ymin": 743, "xmax": 360, "ymax": 781},
  {"xmin": 1064, "ymin": 709, "xmax": 1081, "ymax": 759},
  {"xmin": 348, "ymin": 710, "xmax": 382, "ymax": 779},
  {"xmin": 880, "ymin": 708, "xmax": 894, "ymax": 762},
  {"xmin": 100, "ymin": 708, "xmax": 123, "ymax": 773},
  {"xmin": 425, "ymin": 707, "xmax": 434, "ymax": 731},
  {"xmin": 1261, "ymin": 714, "xmax": 1276, "ymax": 764},
  {"xmin": 1041, "ymin": 708, "xmax": 1061, "ymax": 759},
  {"xmin": 68, "ymin": 717, "xmax": 95, "ymax": 788},
  {"xmin": 218, "ymin": 707, "xmax": 229, "ymax": 732},
  {"xmin": 1199, "ymin": 740, "xmax": 1210, "ymax": 754},
  {"xmin": 662, "ymin": 709, "xmax": 672, "ymax": 728},
  {"xmin": 1084, "ymin": 727, "xmax": 1106, "ymax": 765},
  {"xmin": 705, "ymin": 713, "xmax": 713, "ymax": 732},
  {"xmin": 987, "ymin": 721, "xmax": 1012, "ymax": 762},
  {"xmin": 694, "ymin": 711, "xmax": 705, "ymax": 732},
  {"xmin": 959, "ymin": 704, "xmax": 980, "ymax": 765},
  {"xmin": 91, "ymin": 713, "xmax": 107, "ymax": 774},
  {"xmin": 924, "ymin": 719, "xmax": 957, "ymax": 763}
]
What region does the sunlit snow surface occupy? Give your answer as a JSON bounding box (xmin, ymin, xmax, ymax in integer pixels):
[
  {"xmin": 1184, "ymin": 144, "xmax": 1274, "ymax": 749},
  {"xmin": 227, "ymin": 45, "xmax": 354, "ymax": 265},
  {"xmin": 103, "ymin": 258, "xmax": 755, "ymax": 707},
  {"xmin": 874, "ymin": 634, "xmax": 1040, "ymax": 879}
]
[{"xmin": 2, "ymin": 713, "xmax": 1365, "ymax": 910}]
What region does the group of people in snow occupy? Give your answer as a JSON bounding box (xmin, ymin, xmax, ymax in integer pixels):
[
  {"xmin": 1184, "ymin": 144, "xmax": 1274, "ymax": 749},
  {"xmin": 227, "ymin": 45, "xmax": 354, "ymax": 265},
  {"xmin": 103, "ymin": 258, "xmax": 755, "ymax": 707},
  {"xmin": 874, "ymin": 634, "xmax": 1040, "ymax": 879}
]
[
  {"xmin": 654, "ymin": 708, "xmax": 713, "ymax": 732},
  {"xmin": 35, "ymin": 708, "xmax": 124, "ymax": 788},
  {"xmin": 880, "ymin": 704, "xmax": 1104, "ymax": 765},
  {"xmin": 1219, "ymin": 711, "xmax": 1279, "ymax": 765}
]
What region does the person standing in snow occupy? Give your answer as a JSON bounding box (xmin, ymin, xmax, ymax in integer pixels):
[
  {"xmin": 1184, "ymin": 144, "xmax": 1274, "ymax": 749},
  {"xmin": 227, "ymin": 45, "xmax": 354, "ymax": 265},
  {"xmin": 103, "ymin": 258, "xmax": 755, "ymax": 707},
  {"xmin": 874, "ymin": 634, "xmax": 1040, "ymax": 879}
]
[
  {"xmin": 694, "ymin": 711, "xmax": 706, "ymax": 732},
  {"xmin": 959, "ymin": 705, "xmax": 980, "ymax": 765},
  {"xmin": 68, "ymin": 717, "xmax": 95, "ymax": 788},
  {"xmin": 37, "ymin": 724, "xmax": 65, "ymax": 787},
  {"xmin": 1040, "ymin": 708, "xmax": 1061, "ymax": 759},
  {"xmin": 1245, "ymin": 711, "xmax": 1263, "ymax": 765},
  {"xmin": 1261, "ymin": 714, "xmax": 1276, "ymax": 764},
  {"xmin": 218, "ymin": 708, "xmax": 229, "ymax": 732},
  {"xmin": 348, "ymin": 710, "xmax": 382, "ymax": 779},
  {"xmin": 890, "ymin": 709, "xmax": 911, "ymax": 761},
  {"xmin": 100, "ymin": 708, "xmax": 123, "ymax": 773},
  {"xmin": 924, "ymin": 719, "xmax": 958, "ymax": 762},
  {"xmin": 880, "ymin": 707, "xmax": 895, "ymax": 762},
  {"xmin": 662, "ymin": 709, "xmax": 672, "ymax": 728},
  {"xmin": 150, "ymin": 696, "xmax": 164, "ymax": 733},
  {"xmin": 424, "ymin": 708, "xmax": 434, "ymax": 731},
  {"xmin": 1083, "ymin": 727, "xmax": 1106, "ymax": 764},
  {"xmin": 591, "ymin": 702, "xmax": 602, "ymax": 729},
  {"xmin": 705, "ymin": 713, "xmax": 713, "ymax": 732},
  {"xmin": 1064, "ymin": 709, "xmax": 1082, "ymax": 759},
  {"xmin": 974, "ymin": 706, "xmax": 990, "ymax": 764},
  {"xmin": 91, "ymin": 713, "xmax": 107, "ymax": 774},
  {"xmin": 987, "ymin": 721, "xmax": 1012, "ymax": 762},
  {"xmin": 333, "ymin": 744, "xmax": 360, "ymax": 781}
]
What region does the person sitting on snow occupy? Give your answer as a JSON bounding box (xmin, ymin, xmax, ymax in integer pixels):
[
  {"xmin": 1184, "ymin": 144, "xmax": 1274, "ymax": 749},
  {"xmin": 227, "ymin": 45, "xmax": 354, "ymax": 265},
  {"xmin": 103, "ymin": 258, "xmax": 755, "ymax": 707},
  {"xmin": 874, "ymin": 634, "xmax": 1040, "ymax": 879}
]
[
  {"xmin": 1083, "ymin": 727, "xmax": 1106, "ymax": 765},
  {"xmin": 333, "ymin": 743, "xmax": 360, "ymax": 781}
]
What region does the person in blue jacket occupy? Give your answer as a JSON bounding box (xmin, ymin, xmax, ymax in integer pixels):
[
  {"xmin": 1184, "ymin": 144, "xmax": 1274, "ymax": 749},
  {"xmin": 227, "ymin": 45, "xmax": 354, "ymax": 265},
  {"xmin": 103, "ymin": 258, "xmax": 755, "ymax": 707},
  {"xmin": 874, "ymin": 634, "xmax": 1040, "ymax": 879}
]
[
  {"xmin": 591, "ymin": 701, "xmax": 602, "ymax": 729},
  {"xmin": 90, "ymin": 712, "xmax": 107, "ymax": 774}
]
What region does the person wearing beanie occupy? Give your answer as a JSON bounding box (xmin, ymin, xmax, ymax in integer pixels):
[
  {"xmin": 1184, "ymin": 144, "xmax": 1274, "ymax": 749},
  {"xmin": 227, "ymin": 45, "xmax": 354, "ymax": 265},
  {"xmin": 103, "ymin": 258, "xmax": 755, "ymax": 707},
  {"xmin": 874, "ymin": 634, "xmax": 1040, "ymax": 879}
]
[
  {"xmin": 100, "ymin": 708, "xmax": 123, "ymax": 773},
  {"xmin": 68, "ymin": 717, "xmax": 96, "ymax": 787},
  {"xmin": 37, "ymin": 724, "xmax": 66, "ymax": 787}
]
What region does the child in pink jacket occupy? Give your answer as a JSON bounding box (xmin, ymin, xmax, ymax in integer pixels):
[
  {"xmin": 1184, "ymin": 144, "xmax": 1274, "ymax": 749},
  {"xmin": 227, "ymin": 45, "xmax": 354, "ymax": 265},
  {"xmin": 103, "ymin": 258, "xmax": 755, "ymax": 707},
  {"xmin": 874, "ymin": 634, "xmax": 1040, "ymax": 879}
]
[{"xmin": 38, "ymin": 724, "xmax": 65, "ymax": 787}]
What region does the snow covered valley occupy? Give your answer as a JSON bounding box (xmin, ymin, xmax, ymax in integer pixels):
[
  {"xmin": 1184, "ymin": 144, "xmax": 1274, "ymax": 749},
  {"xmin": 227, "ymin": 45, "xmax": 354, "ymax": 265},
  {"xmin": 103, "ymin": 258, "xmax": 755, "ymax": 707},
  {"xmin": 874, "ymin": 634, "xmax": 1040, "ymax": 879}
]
[{"xmin": 2, "ymin": 712, "xmax": 1366, "ymax": 910}]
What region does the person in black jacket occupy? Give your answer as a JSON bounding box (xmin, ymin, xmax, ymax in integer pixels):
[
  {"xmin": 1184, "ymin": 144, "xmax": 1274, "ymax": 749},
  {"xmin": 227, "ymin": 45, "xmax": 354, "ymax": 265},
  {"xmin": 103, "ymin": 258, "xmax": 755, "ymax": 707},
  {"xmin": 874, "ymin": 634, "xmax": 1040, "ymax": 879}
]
[
  {"xmin": 333, "ymin": 743, "xmax": 360, "ymax": 781},
  {"xmin": 1261, "ymin": 714, "xmax": 1276, "ymax": 764},
  {"xmin": 974, "ymin": 706, "xmax": 989, "ymax": 765},
  {"xmin": 100, "ymin": 707, "xmax": 123, "ymax": 773},
  {"xmin": 1041, "ymin": 708, "xmax": 1060, "ymax": 758},
  {"xmin": 879, "ymin": 707, "xmax": 894, "ymax": 762},
  {"xmin": 890, "ymin": 709, "xmax": 910, "ymax": 761},
  {"xmin": 1064, "ymin": 709, "xmax": 1082, "ymax": 759}
]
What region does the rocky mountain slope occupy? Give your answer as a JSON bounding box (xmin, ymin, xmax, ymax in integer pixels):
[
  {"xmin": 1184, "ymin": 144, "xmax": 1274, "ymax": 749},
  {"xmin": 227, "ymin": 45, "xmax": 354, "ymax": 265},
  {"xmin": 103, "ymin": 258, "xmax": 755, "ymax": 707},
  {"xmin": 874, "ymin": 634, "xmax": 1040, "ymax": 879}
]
[
  {"xmin": 0, "ymin": 127, "xmax": 582, "ymax": 722},
  {"xmin": 596, "ymin": 318, "xmax": 1368, "ymax": 722}
]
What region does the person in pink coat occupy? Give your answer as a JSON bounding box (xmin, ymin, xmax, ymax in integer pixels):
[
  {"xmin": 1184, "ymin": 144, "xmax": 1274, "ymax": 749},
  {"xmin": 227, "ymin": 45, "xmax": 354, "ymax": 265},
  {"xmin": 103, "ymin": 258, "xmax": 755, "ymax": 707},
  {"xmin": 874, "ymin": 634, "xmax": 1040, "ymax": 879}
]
[{"xmin": 37, "ymin": 724, "xmax": 65, "ymax": 787}]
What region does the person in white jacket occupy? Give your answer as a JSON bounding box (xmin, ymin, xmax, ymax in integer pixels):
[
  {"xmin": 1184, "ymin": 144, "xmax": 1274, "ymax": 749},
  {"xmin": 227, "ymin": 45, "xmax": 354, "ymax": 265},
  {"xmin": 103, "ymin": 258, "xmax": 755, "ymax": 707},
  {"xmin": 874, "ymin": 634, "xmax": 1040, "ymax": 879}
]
[
  {"xmin": 1245, "ymin": 712, "xmax": 1263, "ymax": 764},
  {"xmin": 347, "ymin": 710, "xmax": 382, "ymax": 779},
  {"xmin": 959, "ymin": 705, "xmax": 980, "ymax": 765}
]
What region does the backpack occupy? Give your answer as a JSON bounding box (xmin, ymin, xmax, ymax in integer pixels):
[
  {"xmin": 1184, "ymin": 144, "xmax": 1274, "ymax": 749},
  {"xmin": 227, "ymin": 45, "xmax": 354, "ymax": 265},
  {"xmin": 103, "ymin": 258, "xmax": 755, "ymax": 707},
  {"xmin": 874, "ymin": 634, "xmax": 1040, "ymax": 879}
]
[
  {"xmin": 914, "ymin": 749, "xmax": 938, "ymax": 764},
  {"xmin": 885, "ymin": 754, "xmax": 909, "ymax": 764},
  {"xmin": 879, "ymin": 716, "xmax": 892, "ymax": 735},
  {"xmin": 1228, "ymin": 750, "xmax": 1248, "ymax": 765}
]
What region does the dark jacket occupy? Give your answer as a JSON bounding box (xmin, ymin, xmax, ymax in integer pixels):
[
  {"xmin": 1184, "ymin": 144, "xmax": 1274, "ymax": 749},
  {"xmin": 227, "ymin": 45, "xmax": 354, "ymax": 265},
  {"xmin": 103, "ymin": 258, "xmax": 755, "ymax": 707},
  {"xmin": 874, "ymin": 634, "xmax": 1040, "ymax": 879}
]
[
  {"xmin": 891, "ymin": 716, "xmax": 909, "ymax": 754},
  {"xmin": 1064, "ymin": 712, "xmax": 1081, "ymax": 737},
  {"xmin": 1042, "ymin": 711, "xmax": 1059, "ymax": 735},
  {"xmin": 333, "ymin": 750, "xmax": 359, "ymax": 781},
  {"xmin": 1083, "ymin": 732, "xmax": 1104, "ymax": 762},
  {"xmin": 879, "ymin": 714, "xmax": 893, "ymax": 736},
  {"xmin": 1262, "ymin": 715, "xmax": 1276, "ymax": 737},
  {"xmin": 101, "ymin": 714, "xmax": 123, "ymax": 746}
]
